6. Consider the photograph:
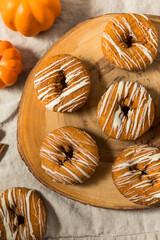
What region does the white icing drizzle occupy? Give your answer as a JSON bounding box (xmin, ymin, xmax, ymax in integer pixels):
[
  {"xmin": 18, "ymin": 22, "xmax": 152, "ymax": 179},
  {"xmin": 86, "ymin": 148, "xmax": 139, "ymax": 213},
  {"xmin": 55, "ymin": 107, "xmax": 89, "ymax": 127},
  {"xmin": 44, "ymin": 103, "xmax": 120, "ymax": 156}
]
[
  {"xmin": 138, "ymin": 14, "xmax": 150, "ymax": 20},
  {"xmin": 40, "ymin": 128, "xmax": 99, "ymax": 184},
  {"xmin": 113, "ymin": 145, "xmax": 160, "ymax": 205},
  {"xmin": 148, "ymin": 28, "xmax": 158, "ymax": 46},
  {"xmin": 102, "ymin": 14, "xmax": 158, "ymax": 70},
  {"xmin": 133, "ymin": 43, "xmax": 153, "ymax": 63},
  {"xmin": 34, "ymin": 55, "xmax": 90, "ymax": 112},
  {"xmin": 126, "ymin": 109, "xmax": 134, "ymax": 134},
  {"xmin": 35, "ymin": 57, "xmax": 69, "ymax": 77},
  {"xmin": 8, "ymin": 189, "xmax": 14, "ymax": 209},
  {"xmin": 110, "ymin": 18, "xmax": 126, "ymax": 34},
  {"xmin": 57, "ymin": 91, "xmax": 88, "ymax": 112},
  {"xmin": 0, "ymin": 195, "xmax": 17, "ymax": 240},
  {"xmin": 0, "ymin": 188, "xmax": 45, "ymax": 240},
  {"xmin": 122, "ymin": 17, "xmax": 136, "ymax": 39},
  {"xmin": 130, "ymin": 14, "xmax": 158, "ymax": 52},
  {"xmin": 97, "ymin": 81, "xmax": 153, "ymax": 140},
  {"xmin": 26, "ymin": 190, "xmax": 36, "ymax": 240}
]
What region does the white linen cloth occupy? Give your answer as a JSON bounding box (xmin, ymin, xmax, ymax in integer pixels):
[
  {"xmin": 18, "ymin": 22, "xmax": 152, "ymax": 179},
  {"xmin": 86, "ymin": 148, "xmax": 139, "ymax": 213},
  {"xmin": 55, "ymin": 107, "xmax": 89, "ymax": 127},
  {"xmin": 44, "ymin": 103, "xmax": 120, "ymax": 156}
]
[{"xmin": 0, "ymin": 1, "xmax": 160, "ymax": 239}]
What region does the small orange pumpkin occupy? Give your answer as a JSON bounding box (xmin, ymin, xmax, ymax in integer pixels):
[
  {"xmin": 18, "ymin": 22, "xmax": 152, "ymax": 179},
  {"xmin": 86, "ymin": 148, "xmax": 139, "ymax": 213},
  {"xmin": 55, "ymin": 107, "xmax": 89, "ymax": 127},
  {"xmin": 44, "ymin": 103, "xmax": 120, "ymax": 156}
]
[
  {"xmin": 0, "ymin": 40, "xmax": 22, "ymax": 89},
  {"xmin": 0, "ymin": 0, "xmax": 61, "ymax": 37}
]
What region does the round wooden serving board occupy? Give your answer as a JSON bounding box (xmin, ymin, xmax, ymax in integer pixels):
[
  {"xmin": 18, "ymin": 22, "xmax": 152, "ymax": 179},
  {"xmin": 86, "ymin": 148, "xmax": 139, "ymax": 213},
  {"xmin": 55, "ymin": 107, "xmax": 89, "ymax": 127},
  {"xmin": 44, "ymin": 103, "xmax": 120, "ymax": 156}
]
[{"xmin": 18, "ymin": 14, "xmax": 160, "ymax": 209}]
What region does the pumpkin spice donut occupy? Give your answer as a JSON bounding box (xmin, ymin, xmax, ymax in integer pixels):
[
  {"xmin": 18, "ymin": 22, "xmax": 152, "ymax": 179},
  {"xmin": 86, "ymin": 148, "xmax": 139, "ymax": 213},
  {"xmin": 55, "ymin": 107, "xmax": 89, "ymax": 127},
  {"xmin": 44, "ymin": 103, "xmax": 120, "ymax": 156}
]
[
  {"xmin": 40, "ymin": 127, "xmax": 99, "ymax": 184},
  {"xmin": 34, "ymin": 54, "xmax": 91, "ymax": 112},
  {"xmin": 112, "ymin": 145, "xmax": 160, "ymax": 206},
  {"xmin": 97, "ymin": 81, "xmax": 154, "ymax": 140},
  {"xmin": 101, "ymin": 13, "xmax": 158, "ymax": 71},
  {"xmin": 0, "ymin": 187, "xmax": 47, "ymax": 240}
]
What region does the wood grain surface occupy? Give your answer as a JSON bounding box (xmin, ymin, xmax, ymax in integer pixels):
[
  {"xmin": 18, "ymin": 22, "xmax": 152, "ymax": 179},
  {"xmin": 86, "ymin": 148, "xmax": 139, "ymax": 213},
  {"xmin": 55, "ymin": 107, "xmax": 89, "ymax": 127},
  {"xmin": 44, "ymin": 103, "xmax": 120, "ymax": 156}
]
[{"xmin": 17, "ymin": 14, "xmax": 160, "ymax": 209}]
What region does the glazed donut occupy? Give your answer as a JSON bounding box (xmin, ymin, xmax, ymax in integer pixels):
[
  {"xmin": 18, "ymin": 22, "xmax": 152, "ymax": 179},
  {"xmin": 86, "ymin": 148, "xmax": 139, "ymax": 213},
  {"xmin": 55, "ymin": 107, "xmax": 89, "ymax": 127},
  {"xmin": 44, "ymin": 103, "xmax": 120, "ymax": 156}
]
[
  {"xmin": 112, "ymin": 145, "xmax": 160, "ymax": 206},
  {"xmin": 97, "ymin": 81, "xmax": 154, "ymax": 140},
  {"xmin": 34, "ymin": 54, "xmax": 91, "ymax": 112},
  {"xmin": 101, "ymin": 13, "xmax": 158, "ymax": 71},
  {"xmin": 0, "ymin": 188, "xmax": 47, "ymax": 240},
  {"xmin": 40, "ymin": 126, "xmax": 99, "ymax": 184}
]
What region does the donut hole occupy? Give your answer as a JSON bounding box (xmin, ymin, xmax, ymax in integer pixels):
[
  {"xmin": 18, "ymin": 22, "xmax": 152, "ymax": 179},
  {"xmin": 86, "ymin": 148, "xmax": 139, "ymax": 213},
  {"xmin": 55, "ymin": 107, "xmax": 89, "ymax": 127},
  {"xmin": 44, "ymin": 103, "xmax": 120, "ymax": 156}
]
[
  {"xmin": 129, "ymin": 164, "xmax": 138, "ymax": 172},
  {"xmin": 58, "ymin": 146, "xmax": 74, "ymax": 166},
  {"xmin": 58, "ymin": 159, "xmax": 64, "ymax": 166},
  {"xmin": 9, "ymin": 208, "xmax": 25, "ymax": 226},
  {"xmin": 141, "ymin": 170, "xmax": 147, "ymax": 176},
  {"xmin": 65, "ymin": 149, "xmax": 73, "ymax": 159},
  {"xmin": 123, "ymin": 35, "xmax": 134, "ymax": 48},
  {"xmin": 126, "ymin": 36, "xmax": 133, "ymax": 48},
  {"xmin": 121, "ymin": 105, "xmax": 130, "ymax": 117},
  {"xmin": 59, "ymin": 70, "xmax": 67, "ymax": 91},
  {"xmin": 17, "ymin": 215, "xmax": 25, "ymax": 226}
]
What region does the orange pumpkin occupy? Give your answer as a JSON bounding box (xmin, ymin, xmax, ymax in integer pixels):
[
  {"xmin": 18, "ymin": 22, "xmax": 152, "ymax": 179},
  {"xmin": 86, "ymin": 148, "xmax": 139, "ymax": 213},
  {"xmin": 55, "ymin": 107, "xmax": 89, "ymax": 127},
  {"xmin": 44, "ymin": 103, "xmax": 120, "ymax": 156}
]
[
  {"xmin": 0, "ymin": 40, "xmax": 22, "ymax": 89},
  {"xmin": 0, "ymin": 0, "xmax": 61, "ymax": 37}
]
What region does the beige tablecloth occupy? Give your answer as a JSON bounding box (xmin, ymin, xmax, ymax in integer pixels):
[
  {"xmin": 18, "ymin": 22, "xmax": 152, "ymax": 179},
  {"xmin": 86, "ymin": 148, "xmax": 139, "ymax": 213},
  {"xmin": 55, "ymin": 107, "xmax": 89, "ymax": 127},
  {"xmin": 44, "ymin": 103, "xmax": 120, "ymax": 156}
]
[{"xmin": 0, "ymin": 1, "xmax": 160, "ymax": 239}]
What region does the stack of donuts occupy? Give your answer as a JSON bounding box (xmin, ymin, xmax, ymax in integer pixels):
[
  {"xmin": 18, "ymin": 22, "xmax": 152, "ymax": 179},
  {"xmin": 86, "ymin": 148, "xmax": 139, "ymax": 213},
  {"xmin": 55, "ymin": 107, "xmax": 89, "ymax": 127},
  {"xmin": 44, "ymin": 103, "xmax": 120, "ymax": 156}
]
[{"xmin": 0, "ymin": 13, "xmax": 159, "ymax": 239}]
